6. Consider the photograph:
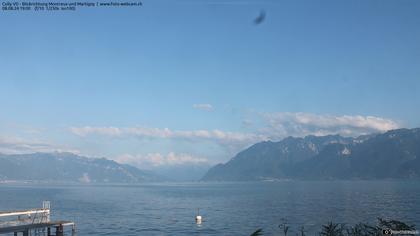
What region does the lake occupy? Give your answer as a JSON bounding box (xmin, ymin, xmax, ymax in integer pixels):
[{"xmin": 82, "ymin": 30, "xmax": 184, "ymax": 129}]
[{"xmin": 0, "ymin": 181, "xmax": 419, "ymax": 235}]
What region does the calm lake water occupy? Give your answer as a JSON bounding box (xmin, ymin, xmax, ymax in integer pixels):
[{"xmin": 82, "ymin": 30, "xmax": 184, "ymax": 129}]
[{"xmin": 0, "ymin": 181, "xmax": 419, "ymax": 235}]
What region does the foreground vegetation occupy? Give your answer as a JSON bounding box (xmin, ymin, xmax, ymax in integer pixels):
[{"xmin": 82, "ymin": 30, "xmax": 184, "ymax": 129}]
[{"xmin": 250, "ymin": 218, "xmax": 416, "ymax": 236}]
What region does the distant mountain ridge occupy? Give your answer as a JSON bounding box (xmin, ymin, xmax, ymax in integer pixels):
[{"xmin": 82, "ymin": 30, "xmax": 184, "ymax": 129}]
[
  {"xmin": 202, "ymin": 128, "xmax": 420, "ymax": 181},
  {"xmin": 0, "ymin": 152, "xmax": 163, "ymax": 183}
]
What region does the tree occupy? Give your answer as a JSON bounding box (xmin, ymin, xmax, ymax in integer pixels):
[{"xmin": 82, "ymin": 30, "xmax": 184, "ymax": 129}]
[{"xmin": 320, "ymin": 222, "xmax": 345, "ymax": 236}]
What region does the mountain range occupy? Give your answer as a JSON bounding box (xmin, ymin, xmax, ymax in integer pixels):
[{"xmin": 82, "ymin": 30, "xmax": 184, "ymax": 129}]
[
  {"xmin": 2, "ymin": 128, "xmax": 419, "ymax": 183},
  {"xmin": 0, "ymin": 152, "xmax": 163, "ymax": 183},
  {"xmin": 202, "ymin": 128, "xmax": 420, "ymax": 181}
]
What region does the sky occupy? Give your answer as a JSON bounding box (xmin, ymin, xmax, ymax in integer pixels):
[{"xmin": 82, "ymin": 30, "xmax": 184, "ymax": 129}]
[{"xmin": 0, "ymin": 0, "xmax": 419, "ymax": 172}]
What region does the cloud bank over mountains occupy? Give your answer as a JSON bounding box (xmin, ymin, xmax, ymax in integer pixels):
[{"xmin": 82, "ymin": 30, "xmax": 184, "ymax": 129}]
[
  {"xmin": 70, "ymin": 112, "xmax": 400, "ymax": 148},
  {"xmin": 261, "ymin": 112, "xmax": 400, "ymax": 138},
  {"xmin": 67, "ymin": 112, "xmax": 401, "ymax": 168}
]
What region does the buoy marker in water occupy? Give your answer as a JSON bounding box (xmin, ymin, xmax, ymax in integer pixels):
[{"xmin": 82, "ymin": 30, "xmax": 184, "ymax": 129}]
[{"xmin": 195, "ymin": 208, "xmax": 202, "ymax": 224}]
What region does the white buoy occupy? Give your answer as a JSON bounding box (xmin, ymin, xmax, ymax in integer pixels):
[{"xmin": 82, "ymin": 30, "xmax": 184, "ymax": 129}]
[{"xmin": 195, "ymin": 208, "xmax": 202, "ymax": 224}]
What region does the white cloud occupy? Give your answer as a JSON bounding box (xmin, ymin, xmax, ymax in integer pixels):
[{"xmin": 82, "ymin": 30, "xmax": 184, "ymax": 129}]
[
  {"xmin": 0, "ymin": 136, "xmax": 80, "ymax": 155},
  {"xmin": 193, "ymin": 103, "xmax": 213, "ymax": 111},
  {"xmin": 78, "ymin": 173, "xmax": 91, "ymax": 183},
  {"xmin": 70, "ymin": 126, "xmax": 264, "ymax": 146},
  {"xmin": 70, "ymin": 126, "xmax": 122, "ymax": 137},
  {"xmin": 115, "ymin": 152, "xmax": 209, "ymax": 168},
  {"xmin": 261, "ymin": 112, "xmax": 400, "ymax": 138}
]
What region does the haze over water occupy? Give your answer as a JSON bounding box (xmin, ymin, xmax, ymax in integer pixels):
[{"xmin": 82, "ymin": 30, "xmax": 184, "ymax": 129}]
[{"xmin": 1, "ymin": 181, "xmax": 419, "ymax": 235}]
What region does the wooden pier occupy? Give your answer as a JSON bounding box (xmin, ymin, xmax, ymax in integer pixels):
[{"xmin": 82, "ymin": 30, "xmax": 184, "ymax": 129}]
[{"xmin": 0, "ymin": 202, "xmax": 76, "ymax": 236}]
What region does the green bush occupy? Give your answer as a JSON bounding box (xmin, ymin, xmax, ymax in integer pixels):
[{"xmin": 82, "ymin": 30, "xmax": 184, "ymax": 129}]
[{"xmin": 249, "ymin": 218, "xmax": 416, "ymax": 236}]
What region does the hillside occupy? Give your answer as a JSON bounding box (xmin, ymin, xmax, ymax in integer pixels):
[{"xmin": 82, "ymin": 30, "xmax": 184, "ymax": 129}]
[
  {"xmin": 202, "ymin": 128, "xmax": 420, "ymax": 181},
  {"xmin": 0, "ymin": 152, "xmax": 163, "ymax": 183}
]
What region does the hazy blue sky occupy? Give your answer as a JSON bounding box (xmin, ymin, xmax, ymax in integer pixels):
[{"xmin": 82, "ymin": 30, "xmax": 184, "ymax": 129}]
[{"xmin": 1, "ymin": 0, "xmax": 419, "ymax": 169}]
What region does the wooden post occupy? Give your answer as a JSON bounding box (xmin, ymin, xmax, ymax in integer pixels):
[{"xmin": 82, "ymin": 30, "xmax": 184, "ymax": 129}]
[
  {"xmin": 47, "ymin": 227, "xmax": 51, "ymax": 236},
  {"xmin": 56, "ymin": 224, "xmax": 64, "ymax": 236}
]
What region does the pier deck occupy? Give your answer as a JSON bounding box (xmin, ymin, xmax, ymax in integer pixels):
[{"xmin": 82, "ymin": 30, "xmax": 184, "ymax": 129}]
[
  {"xmin": 0, "ymin": 201, "xmax": 76, "ymax": 235},
  {"xmin": 0, "ymin": 221, "xmax": 74, "ymax": 234}
]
